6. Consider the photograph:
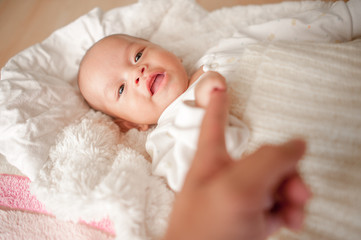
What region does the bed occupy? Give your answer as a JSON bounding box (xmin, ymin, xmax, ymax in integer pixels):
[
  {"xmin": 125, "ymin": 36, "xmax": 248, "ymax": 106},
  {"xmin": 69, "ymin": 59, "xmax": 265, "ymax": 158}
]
[{"xmin": 1, "ymin": 0, "xmax": 361, "ymax": 239}]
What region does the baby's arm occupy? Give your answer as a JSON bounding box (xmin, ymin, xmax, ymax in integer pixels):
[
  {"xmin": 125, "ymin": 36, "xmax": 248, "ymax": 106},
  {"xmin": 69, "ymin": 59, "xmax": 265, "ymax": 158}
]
[{"xmin": 195, "ymin": 71, "xmax": 226, "ymax": 108}]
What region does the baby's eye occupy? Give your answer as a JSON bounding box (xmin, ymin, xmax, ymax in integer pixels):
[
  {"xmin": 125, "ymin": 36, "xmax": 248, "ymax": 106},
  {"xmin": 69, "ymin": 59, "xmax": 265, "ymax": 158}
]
[
  {"xmin": 118, "ymin": 84, "xmax": 125, "ymax": 96},
  {"xmin": 135, "ymin": 51, "xmax": 143, "ymax": 62}
]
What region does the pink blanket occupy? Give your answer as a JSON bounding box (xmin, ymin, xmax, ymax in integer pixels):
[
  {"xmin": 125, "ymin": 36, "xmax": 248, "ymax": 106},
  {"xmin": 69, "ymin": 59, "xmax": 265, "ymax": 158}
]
[{"xmin": 0, "ymin": 174, "xmax": 114, "ymax": 235}]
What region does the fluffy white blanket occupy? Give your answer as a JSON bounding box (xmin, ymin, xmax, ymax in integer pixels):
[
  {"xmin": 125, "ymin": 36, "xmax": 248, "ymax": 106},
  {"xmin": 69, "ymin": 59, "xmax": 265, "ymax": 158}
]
[
  {"xmin": 5, "ymin": 0, "xmax": 358, "ymax": 239},
  {"xmin": 33, "ymin": 111, "xmax": 173, "ymax": 239}
]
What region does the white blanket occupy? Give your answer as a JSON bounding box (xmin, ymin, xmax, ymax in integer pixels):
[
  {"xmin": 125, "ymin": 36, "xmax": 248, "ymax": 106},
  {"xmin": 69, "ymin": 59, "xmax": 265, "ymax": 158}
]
[{"xmin": 1, "ymin": 0, "xmax": 361, "ymax": 239}]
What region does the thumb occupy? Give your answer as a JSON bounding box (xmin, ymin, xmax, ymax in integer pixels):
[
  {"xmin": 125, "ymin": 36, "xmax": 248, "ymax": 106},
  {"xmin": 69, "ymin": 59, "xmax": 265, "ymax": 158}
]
[
  {"xmin": 197, "ymin": 90, "xmax": 229, "ymax": 155},
  {"xmin": 186, "ymin": 90, "xmax": 231, "ymax": 185}
]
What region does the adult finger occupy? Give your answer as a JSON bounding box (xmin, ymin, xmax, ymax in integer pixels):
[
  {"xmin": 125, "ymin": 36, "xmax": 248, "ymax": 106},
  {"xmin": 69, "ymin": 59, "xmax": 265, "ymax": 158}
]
[
  {"xmin": 187, "ymin": 90, "xmax": 231, "ymax": 185},
  {"xmin": 279, "ymin": 174, "xmax": 312, "ymax": 207},
  {"xmin": 266, "ymin": 199, "xmax": 305, "ymax": 235},
  {"xmin": 198, "ymin": 90, "xmax": 229, "ymax": 152},
  {"xmin": 266, "ymin": 173, "xmax": 311, "ymax": 233}
]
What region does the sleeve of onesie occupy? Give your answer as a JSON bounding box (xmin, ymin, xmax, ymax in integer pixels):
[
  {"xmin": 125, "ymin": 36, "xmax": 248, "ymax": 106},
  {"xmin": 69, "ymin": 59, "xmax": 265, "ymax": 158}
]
[
  {"xmin": 238, "ymin": 0, "xmax": 361, "ymax": 43},
  {"xmin": 149, "ymin": 101, "xmax": 249, "ymax": 192}
]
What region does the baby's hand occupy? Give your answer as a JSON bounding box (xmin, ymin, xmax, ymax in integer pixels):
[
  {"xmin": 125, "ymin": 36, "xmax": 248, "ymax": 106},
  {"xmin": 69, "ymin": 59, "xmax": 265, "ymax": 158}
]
[{"xmin": 195, "ymin": 71, "xmax": 226, "ymax": 108}]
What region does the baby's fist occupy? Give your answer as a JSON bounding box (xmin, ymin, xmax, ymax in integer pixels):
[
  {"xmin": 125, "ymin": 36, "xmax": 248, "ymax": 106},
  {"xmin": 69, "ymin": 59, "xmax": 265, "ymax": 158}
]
[{"xmin": 195, "ymin": 71, "xmax": 227, "ymax": 108}]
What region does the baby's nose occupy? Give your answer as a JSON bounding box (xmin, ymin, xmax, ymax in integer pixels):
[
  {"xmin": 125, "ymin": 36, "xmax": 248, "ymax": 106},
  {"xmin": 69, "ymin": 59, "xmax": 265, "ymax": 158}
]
[{"xmin": 135, "ymin": 67, "xmax": 146, "ymax": 85}]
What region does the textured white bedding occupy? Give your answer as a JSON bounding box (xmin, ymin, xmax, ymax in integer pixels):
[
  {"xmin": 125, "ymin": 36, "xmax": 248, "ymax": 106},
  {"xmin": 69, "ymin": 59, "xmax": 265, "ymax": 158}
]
[{"xmin": 1, "ymin": 0, "xmax": 361, "ymax": 239}]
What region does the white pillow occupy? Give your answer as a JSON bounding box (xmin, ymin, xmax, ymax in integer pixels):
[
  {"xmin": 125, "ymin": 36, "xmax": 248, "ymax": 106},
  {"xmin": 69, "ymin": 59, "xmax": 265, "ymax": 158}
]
[{"xmin": 0, "ymin": 8, "xmax": 103, "ymax": 179}]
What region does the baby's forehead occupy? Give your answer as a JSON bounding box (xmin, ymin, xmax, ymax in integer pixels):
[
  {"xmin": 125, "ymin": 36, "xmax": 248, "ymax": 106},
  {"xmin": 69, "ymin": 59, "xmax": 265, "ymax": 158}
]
[
  {"xmin": 82, "ymin": 36, "xmax": 125, "ymax": 66},
  {"xmin": 98, "ymin": 34, "xmax": 145, "ymax": 47},
  {"xmin": 80, "ymin": 34, "xmax": 149, "ymax": 80},
  {"xmin": 93, "ymin": 35, "xmax": 128, "ymax": 52},
  {"xmin": 88, "ymin": 34, "xmax": 149, "ymax": 59}
]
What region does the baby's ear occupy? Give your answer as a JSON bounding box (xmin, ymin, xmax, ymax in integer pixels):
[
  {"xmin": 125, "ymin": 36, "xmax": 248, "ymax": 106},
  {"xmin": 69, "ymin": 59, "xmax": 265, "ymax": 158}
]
[{"xmin": 113, "ymin": 118, "xmax": 149, "ymax": 132}]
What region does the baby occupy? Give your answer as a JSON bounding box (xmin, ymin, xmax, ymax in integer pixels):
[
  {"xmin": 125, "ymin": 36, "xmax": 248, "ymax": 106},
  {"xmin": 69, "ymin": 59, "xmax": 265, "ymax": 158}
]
[{"xmin": 78, "ymin": 34, "xmax": 249, "ymax": 191}]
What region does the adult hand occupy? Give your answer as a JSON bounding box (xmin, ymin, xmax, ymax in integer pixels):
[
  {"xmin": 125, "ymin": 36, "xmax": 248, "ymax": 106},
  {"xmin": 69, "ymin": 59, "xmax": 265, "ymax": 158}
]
[{"xmin": 162, "ymin": 90, "xmax": 311, "ymax": 240}]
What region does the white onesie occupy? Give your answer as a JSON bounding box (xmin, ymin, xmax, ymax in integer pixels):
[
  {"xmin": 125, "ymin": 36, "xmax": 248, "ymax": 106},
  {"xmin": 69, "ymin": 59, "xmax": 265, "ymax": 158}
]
[
  {"xmin": 146, "ymin": 0, "xmax": 361, "ymax": 192},
  {"xmin": 146, "ymin": 73, "xmax": 249, "ymax": 192}
]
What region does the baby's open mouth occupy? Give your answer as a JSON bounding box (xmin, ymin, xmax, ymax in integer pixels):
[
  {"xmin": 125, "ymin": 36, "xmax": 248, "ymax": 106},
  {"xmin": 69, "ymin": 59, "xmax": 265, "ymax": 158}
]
[{"xmin": 150, "ymin": 73, "xmax": 164, "ymax": 95}]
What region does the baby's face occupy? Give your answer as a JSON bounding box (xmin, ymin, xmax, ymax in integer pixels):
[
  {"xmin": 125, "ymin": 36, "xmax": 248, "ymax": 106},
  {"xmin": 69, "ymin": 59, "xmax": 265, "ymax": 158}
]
[{"xmin": 78, "ymin": 34, "xmax": 188, "ymax": 125}]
